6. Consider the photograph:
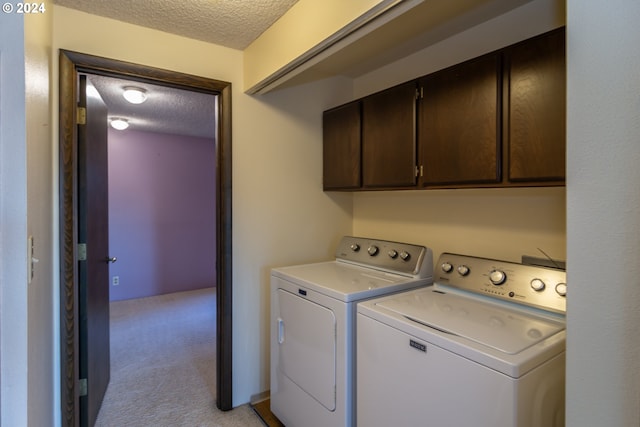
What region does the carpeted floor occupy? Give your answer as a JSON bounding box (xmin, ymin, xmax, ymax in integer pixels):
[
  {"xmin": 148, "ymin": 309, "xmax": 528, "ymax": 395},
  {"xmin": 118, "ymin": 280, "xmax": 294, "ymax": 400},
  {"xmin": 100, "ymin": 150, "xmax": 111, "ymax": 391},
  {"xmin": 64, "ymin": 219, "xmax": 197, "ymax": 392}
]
[{"xmin": 95, "ymin": 288, "xmax": 266, "ymax": 427}]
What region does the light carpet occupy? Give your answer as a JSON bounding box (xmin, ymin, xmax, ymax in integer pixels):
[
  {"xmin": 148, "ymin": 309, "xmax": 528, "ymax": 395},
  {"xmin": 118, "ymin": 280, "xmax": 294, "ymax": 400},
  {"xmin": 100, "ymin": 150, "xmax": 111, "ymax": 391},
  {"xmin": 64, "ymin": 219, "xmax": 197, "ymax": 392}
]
[{"xmin": 95, "ymin": 288, "xmax": 265, "ymax": 427}]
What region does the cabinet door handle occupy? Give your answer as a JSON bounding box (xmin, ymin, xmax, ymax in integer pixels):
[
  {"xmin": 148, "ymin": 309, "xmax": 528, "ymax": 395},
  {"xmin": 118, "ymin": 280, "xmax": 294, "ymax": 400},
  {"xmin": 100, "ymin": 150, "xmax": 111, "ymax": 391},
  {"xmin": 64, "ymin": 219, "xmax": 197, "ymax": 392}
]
[{"xmin": 277, "ymin": 317, "xmax": 285, "ymax": 344}]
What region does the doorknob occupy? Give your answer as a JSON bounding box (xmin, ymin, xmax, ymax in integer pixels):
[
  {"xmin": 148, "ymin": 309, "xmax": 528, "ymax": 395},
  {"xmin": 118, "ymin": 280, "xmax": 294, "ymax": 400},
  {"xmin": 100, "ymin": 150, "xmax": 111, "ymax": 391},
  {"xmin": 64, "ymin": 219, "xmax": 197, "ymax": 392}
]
[{"xmin": 106, "ymin": 256, "xmax": 117, "ymax": 263}]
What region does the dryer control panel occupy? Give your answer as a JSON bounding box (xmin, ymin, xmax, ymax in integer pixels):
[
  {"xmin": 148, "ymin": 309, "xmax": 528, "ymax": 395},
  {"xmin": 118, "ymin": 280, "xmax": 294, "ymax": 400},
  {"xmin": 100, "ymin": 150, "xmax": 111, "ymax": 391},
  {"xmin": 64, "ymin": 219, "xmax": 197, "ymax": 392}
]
[
  {"xmin": 436, "ymin": 253, "xmax": 566, "ymax": 314},
  {"xmin": 335, "ymin": 236, "xmax": 433, "ymax": 279}
]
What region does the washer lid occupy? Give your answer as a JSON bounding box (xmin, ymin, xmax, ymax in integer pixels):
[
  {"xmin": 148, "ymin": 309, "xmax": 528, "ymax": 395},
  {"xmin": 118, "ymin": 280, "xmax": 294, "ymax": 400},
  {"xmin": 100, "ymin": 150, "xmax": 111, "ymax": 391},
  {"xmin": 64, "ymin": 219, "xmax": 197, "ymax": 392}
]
[
  {"xmin": 375, "ymin": 288, "xmax": 565, "ymax": 355},
  {"xmin": 272, "ymin": 261, "xmax": 428, "ymax": 302}
]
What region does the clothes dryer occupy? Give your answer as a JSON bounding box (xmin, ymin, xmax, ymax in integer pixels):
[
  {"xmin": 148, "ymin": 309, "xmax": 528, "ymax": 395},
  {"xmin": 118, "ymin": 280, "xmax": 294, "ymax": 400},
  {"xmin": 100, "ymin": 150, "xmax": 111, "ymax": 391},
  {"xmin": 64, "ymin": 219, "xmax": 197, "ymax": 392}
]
[{"xmin": 270, "ymin": 236, "xmax": 434, "ymax": 427}]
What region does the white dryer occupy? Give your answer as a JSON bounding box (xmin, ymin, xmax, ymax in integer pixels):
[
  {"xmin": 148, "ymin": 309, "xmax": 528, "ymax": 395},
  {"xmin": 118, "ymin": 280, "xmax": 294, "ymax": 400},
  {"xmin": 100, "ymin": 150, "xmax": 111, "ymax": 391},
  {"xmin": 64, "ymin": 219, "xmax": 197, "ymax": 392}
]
[
  {"xmin": 357, "ymin": 253, "xmax": 567, "ymax": 427},
  {"xmin": 270, "ymin": 236, "xmax": 434, "ymax": 427}
]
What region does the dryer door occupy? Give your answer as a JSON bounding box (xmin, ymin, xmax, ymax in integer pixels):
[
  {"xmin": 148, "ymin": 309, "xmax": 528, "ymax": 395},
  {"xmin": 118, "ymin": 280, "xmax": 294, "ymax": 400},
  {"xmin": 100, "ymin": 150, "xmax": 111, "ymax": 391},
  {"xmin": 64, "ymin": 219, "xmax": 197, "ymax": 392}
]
[{"xmin": 276, "ymin": 289, "xmax": 337, "ymax": 411}]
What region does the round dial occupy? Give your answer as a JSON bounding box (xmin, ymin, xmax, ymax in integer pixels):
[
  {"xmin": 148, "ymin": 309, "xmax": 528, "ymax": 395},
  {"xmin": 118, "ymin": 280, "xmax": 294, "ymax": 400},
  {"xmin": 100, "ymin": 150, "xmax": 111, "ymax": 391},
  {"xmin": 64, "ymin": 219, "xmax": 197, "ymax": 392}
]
[
  {"xmin": 530, "ymin": 278, "xmax": 546, "ymax": 292},
  {"xmin": 457, "ymin": 265, "xmax": 470, "ymax": 276},
  {"xmin": 350, "ymin": 243, "xmax": 360, "ymax": 252},
  {"xmin": 388, "ymin": 250, "xmax": 398, "ymax": 259},
  {"xmin": 441, "ymin": 262, "xmax": 453, "ymax": 273},
  {"xmin": 400, "ymin": 251, "xmax": 411, "ymax": 261},
  {"xmin": 489, "ymin": 269, "xmax": 506, "ymax": 285},
  {"xmin": 555, "ymin": 283, "xmax": 567, "ymax": 297},
  {"xmin": 367, "ymin": 245, "xmax": 379, "ymax": 256}
]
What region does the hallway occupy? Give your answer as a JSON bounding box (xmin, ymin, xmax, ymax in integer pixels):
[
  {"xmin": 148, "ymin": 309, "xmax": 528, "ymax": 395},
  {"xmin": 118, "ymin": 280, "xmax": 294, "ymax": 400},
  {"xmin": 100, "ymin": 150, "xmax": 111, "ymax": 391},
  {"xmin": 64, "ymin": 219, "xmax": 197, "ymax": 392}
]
[{"xmin": 95, "ymin": 288, "xmax": 262, "ymax": 426}]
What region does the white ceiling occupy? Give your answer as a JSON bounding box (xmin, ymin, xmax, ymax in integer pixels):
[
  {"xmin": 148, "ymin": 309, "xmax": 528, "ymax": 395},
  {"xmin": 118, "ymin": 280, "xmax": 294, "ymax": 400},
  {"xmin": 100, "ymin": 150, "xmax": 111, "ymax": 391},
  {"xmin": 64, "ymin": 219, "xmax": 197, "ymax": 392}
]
[
  {"xmin": 86, "ymin": 74, "xmax": 218, "ymax": 139},
  {"xmin": 53, "ymin": 0, "xmax": 299, "ymax": 50}
]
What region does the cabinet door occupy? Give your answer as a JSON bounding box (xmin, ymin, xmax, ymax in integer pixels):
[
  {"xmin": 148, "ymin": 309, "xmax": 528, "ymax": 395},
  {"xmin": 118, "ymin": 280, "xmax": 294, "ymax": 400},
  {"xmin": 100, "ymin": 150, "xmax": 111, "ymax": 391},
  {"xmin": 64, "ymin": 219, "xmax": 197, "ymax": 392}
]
[
  {"xmin": 506, "ymin": 27, "xmax": 566, "ymax": 183},
  {"xmin": 418, "ymin": 53, "xmax": 501, "ymax": 187},
  {"xmin": 362, "ymin": 82, "xmax": 417, "ymax": 188},
  {"xmin": 323, "ymin": 102, "xmax": 361, "ymax": 190}
]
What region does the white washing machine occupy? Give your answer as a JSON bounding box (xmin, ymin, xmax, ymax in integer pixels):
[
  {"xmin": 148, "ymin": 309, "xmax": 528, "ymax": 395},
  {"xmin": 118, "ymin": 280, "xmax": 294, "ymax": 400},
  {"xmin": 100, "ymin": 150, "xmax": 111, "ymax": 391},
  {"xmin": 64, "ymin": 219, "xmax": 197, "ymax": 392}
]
[
  {"xmin": 270, "ymin": 236, "xmax": 434, "ymax": 427},
  {"xmin": 357, "ymin": 252, "xmax": 567, "ymax": 427}
]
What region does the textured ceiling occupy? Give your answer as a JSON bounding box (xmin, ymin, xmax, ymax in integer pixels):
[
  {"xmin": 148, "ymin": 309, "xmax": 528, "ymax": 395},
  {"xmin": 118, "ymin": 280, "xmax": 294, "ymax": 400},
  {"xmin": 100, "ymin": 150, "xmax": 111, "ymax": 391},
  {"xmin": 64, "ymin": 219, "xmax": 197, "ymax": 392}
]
[
  {"xmin": 53, "ymin": 0, "xmax": 299, "ymax": 50},
  {"xmin": 86, "ymin": 74, "xmax": 218, "ymax": 139},
  {"xmin": 58, "ymin": 0, "xmax": 299, "ymax": 138}
]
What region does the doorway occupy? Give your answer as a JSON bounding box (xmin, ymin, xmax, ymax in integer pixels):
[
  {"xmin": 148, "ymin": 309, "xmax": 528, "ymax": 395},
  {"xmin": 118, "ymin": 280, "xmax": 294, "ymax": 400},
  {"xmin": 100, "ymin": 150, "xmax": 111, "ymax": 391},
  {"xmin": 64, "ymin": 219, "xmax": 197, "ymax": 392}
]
[{"xmin": 59, "ymin": 50, "xmax": 233, "ymax": 427}]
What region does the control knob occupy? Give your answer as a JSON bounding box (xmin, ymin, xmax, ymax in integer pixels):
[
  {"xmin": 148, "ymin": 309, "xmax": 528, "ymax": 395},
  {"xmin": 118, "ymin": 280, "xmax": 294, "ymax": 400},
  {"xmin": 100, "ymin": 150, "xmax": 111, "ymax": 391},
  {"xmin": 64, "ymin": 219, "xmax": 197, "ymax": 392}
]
[
  {"xmin": 489, "ymin": 269, "xmax": 506, "ymax": 285},
  {"xmin": 441, "ymin": 262, "xmax": 453, "ymax": 273},
  {"xmin": 457, "ymin": 265, "xmax": 470, "ymax": 276},
  {"xmin": 367, "ymin": 245, "xmax": 379, "ymax": 256},
  {"xmin": 350, "ymin": 243, "xmax": 360, "ymax": 252},
  {"xmin": 530, "ymin": 278, "xmax": 546, "ymax": 292},
  {"xmin": 388, "ymin": 250, "xmax": 398, "ymax": 259},
  {"xmin": 400, "ymin": 251, "xmax": 411, "ymax": 261},
  {"xmin": 555, "ymin": 283, "xmax": 567, "ymax": 297}
]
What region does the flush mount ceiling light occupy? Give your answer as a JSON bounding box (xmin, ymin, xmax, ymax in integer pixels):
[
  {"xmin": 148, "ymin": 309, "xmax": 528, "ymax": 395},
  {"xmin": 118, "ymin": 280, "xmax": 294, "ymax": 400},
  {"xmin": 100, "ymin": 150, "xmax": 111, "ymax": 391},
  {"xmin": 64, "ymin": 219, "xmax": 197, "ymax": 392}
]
[
  {"xmin": 110, "ymin": 118, "xmax": 129, "ymax": 130},
  {"xmin": 122, "ymin": 86, "xmax": 147, "ymax": 104}
]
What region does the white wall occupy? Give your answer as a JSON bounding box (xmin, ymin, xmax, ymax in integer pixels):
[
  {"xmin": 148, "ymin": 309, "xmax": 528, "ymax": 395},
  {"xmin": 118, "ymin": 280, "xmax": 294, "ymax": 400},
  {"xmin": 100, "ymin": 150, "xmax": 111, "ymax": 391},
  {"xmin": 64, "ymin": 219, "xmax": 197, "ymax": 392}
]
[
  {"xmin": 566, "ymin": 1, "xmax": 640, "ymax": 425},
  {"xmin": 352, "ymin": 187, "xmax": 566, "ymax": 264},
  {"xmin": 244, "ymin": 0, "xmax": 391, "ymax": 90},
  {"xmin": 25, "ymin": 5, "xmax": 55, "ymax": 426},
  {"xmin": 0, "ymin": 12, "xmax": 29, "ymax": 427},
  {"xmin": 51, "ymin": 5, "xmax": 353, "ymax": 407},
  {"xmin": 350, "ymin": 0, "xmax": 567, "ymax": 264},
  {"xmin": 1, "ymin": 4, "xmax": 53, "ymax": 424},
  {"xmin": 232, "ymin": 78, "xmax": 355, "ymax": 396},
  {"xmin": 354, "ymin": 0, "xmax": 565, "ymax": 97}
]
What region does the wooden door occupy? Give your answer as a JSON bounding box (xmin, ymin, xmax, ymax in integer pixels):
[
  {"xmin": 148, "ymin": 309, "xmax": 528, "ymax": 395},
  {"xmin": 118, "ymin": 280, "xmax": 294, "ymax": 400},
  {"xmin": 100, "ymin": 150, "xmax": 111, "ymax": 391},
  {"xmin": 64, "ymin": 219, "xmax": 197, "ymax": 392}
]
[
  {"xmin": 418, "ymin": 53, "xmax": 501, "ymax": 187},
  {"xmin": 323, "ymin": 101, "xmax": 361, "ymax": 190},
  {"xmin": 362, "ymin": 82, "xmax": 417, "ymax": 188},
  {"xmin": 506, "ymin": 27, "xmax": 566, "ymax": 182},
  {"xmin": 78, "ymin": 75, "xmax": 111, "ymax": 427}
]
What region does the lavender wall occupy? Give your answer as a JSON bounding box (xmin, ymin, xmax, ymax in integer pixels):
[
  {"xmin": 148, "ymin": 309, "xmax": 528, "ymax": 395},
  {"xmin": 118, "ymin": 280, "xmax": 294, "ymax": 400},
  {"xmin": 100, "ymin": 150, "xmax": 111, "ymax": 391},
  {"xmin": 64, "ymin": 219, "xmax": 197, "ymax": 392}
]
[{"xmin": 108, "ymin": 128, "xmax": 216, "ymax": 301}]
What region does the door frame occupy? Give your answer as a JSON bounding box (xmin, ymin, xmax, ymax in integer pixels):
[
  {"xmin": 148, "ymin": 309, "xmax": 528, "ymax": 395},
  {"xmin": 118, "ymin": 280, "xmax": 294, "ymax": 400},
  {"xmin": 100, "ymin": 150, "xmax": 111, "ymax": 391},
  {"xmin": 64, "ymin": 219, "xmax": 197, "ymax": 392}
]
[{"xmin": 58, "ymin": 50, "xmax": 233, "ymax": 427}]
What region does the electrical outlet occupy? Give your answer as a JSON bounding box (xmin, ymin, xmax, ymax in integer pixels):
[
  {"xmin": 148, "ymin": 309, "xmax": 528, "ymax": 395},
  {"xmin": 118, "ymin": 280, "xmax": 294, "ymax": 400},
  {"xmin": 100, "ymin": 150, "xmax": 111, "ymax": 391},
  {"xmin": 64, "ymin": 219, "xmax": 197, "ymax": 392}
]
[{"xmin": 112, "ymin": 276, "xmax": 120, "ymax": 286}]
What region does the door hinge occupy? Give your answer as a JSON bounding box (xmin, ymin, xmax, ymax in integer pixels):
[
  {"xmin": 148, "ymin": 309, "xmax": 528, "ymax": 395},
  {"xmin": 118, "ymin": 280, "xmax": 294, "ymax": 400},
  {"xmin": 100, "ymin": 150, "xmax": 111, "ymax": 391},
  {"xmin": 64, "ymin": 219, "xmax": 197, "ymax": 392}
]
[
  {"xmin": 79, "ymin": 378, "xmax": 87, "ymax": 397},
  {"xmin": 416, "ymin": 86, "xmax": 424, "ymax": 100},
  {"xmin": 77, "ymin": 243, "xmax": 87, "ymax": 261},
  {"xmin": 77, "ymin": 107, "xmax": 86, "ymax": 125}
]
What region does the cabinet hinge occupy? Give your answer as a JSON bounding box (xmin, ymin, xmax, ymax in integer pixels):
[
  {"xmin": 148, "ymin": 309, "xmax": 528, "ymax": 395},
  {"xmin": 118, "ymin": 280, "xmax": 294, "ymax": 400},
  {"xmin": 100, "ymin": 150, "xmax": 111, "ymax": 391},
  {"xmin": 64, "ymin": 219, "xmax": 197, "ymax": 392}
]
[
  {"xmin": 77, "ymin": 107, "xmax": 86, "ymax": 125},
  {"xmin": 77, "ymin": 243, "xmax": 87, "ymax": 261},
  {"xmin": 416, "ymin": 87, "xmax": 424, "ymax": 100},
  {"xmin": 415, "ymin": 165, "xmax": 424, "ymax": 177},
  {"xmin": 79, "ymin": 378, "xmax": 87, "ymax": 397}
]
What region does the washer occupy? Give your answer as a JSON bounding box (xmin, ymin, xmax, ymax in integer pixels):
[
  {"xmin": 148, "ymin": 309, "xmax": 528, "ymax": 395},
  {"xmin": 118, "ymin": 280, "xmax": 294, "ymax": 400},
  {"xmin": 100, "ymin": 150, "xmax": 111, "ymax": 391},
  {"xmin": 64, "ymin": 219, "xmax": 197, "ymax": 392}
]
[
  {"xmin": 270, "ymin": 236, "xmax": 434, "ymax": 427},
  {"xmin": 357, "ymin": 252, "xmax": 567, "ymax": 427}
]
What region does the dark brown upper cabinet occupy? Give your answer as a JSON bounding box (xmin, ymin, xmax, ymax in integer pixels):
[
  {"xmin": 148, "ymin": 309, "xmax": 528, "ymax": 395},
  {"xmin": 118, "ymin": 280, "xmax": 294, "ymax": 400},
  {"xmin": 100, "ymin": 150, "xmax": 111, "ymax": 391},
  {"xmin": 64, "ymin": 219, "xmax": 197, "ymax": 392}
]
[
  {"xmin": 321, "ymin": 27, "xmax": 566, "ymax": 191},
  {"xmin": 323, "ymin": 101, "xmax": 362, "ymax": 190},
  {"xmin": 505, "ymin": 27, "xmax": 566, "ymax": 183},
  {"xmin": 362, "ymin": 81, "xmax": 417, "ymax": 188},
  {"xmin": 418, "ymin": 53, "xmax": 501, "ymax": 187}
]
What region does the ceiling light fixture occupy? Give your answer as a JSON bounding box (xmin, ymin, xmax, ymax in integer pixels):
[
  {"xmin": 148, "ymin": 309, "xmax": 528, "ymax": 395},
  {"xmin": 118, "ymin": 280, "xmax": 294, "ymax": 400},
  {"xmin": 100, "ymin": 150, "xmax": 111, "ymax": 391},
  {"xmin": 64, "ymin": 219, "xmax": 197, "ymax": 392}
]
[
  {"xmin": 110, "ymin": 118, "xmax": 129, "ymax": 130},
  {"xmin": 122, "ymin": 86, "xmax": 147, "ymax": 104}
]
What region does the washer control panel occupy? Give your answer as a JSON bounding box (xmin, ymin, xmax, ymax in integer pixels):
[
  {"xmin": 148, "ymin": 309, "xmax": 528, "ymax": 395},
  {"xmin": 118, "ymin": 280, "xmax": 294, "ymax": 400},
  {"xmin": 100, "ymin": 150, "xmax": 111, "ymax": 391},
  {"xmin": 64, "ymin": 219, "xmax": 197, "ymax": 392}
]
[
  {"xmin": 436, "ymin": 253, "xmax": 566, "ymax": 314},
  {"xmin": 335, "ymin": 236, "xmax": 433, "ymax": 279}
]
